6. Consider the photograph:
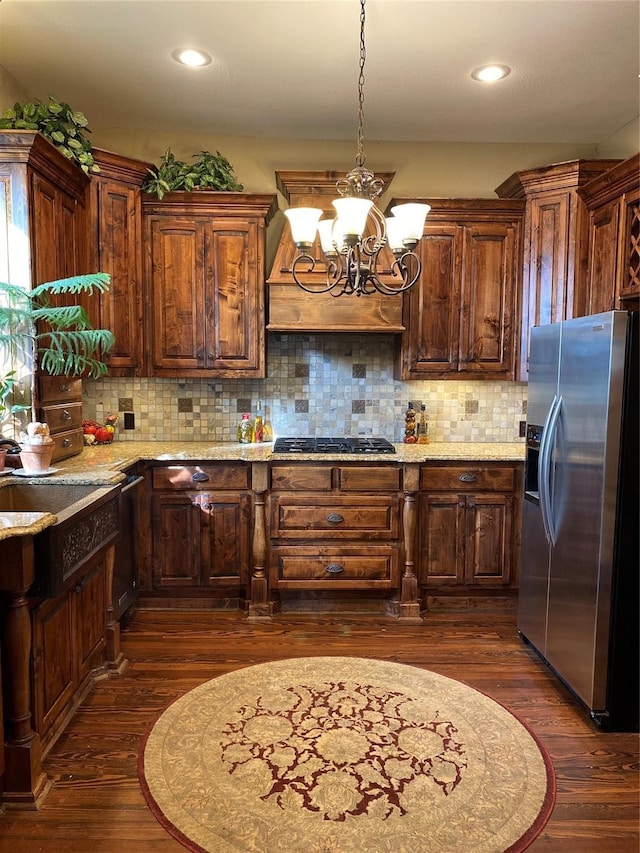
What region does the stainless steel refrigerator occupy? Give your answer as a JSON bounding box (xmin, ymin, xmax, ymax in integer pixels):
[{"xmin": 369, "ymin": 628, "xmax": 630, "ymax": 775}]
[{"xmin": 518, "ymin": 310, "xmax": 638, "ymax": 731}]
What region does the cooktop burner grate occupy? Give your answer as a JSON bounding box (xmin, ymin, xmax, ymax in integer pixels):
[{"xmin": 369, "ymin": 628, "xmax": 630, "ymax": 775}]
[{"xmin": 273, "ymin": 437, "xmax": 396, "ymax": 454}]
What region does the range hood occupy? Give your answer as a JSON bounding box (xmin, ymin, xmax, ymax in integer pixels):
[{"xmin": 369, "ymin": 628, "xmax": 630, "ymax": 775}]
[{"xmin": 267, "ymin": 170, "xmax": 405, "ymax": 333}]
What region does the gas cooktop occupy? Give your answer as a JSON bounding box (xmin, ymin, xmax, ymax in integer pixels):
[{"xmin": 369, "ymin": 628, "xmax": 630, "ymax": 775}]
[{"xmin": 273, "ymin": 437, "xmax": 396, "ymax": 454}]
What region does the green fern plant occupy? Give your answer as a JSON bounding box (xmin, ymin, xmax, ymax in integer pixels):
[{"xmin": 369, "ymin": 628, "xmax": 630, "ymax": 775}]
[{"xmin": 0, "ymin": 273, "xmax": 115, "ymax": 383}]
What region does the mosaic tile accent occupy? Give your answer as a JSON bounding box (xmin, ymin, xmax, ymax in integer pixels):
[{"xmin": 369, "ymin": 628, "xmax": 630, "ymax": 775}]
[
  {"xmin": 83, "ymin": 334, "xmax": 528, "ymax": 444},
  {"xmin": 177, "ymin": 398, "xmax": 193, "ymax": 413}
]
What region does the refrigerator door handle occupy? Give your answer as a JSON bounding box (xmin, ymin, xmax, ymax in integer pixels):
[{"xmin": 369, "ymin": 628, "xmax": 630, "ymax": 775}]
[
  {"xmin": 539, "ymin": 395, "xmax": 558, "ymax": 544},
  {"xmin": 541, "ymin": 395, "xmax": 563, "ymax": 546}
]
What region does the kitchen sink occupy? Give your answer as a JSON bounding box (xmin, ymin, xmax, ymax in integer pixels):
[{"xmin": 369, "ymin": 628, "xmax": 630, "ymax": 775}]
[
  {"xmin": 0, "ymin": 482, "xmax": 122, "ymax": 597},
  {"xmin": 0, "ymin": 483, "xmax": 115, "ymax": 518}
]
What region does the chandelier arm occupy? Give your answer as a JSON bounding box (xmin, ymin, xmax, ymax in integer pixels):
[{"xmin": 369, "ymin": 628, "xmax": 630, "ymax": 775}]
[{"xmin": 290, "ymin": 253, "xmax": 337, "ymax": 294}]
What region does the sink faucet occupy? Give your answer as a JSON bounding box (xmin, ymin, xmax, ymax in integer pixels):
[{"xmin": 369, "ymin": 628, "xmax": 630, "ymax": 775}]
[{"xmin": 0, "ymin": 438, "xmax": 21, "ymax": 452}]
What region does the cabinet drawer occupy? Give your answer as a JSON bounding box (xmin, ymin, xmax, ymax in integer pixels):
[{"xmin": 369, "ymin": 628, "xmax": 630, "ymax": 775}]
[
  {"xmin": 40, "ymin": 401, "xmax": 83, "ymax": 434},
  {"xmin": 50, "ymin": 429, "xmax": 84, "ymax": 461},
  {"xmin": 271, "ymin": 496, "xmax": 399, "ymax": 539},
  {"xmin": 271, "ymin": 546, "xmax": 399, "ymax": 588},
  {"xmin": 270, "ymin": 465, "xmax": 332, "ymax": 491},
  {"xmin": 420, "ymin": 465, "xmax": 516, "ymax": 492},
  {"xmin": 337, "ymin": 466, "xmax": 400, "ymax": 492},
  {"xmin": 152, "ymin": 464, "xmax": 250, "ymax": 491},
  {"xmin": 38, "ymin": 376, "xmax": 83, "ymax": 404}
]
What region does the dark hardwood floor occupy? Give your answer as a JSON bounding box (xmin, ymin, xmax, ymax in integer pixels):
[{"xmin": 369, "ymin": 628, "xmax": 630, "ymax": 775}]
[{"xmin": 0, "ymin": 606, "xmax": 638, "ymax": 851}]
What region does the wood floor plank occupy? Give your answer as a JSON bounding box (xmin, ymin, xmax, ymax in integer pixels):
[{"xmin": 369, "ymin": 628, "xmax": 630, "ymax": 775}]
[{"xmin": 0, "ymin": 607, "xmax": 637, "ymax": 852}]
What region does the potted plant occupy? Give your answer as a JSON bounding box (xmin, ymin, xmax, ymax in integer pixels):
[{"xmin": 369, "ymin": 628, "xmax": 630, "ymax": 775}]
[
  {"xmin": 0, "ymin": 94, "xmax": 99, "ymax": 175},
  {"xmin": 0, "ymin": 272, "xmax": 115, "ymax": 443},
  {"xmin": 142, "ymin": 148, "xmax": 243, "ymax": 199}
]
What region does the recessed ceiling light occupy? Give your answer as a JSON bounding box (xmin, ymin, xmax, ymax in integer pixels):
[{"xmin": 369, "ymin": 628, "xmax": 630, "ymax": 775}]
[
  {"xmin": 471, "ymin": 64, "xmax": 511, "ymax": 83},
  {"xmin": 172, "ymin": 48, "xmax": 212, "ymax": 68}
]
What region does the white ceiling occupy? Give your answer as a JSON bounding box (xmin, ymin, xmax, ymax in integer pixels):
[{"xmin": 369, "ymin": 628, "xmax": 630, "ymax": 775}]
[{"xmin": 0, "ymin": 0, "xmax": 638, "ymax": 145}]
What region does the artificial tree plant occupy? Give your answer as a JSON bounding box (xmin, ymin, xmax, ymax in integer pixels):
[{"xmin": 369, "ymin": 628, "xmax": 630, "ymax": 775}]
[
  {"xmin": 142, "ymin": 148, "xmax": 243, "ymax": 199},
  {"xmin": 0, "ymin": 273, "xmax": 115, "ymax": 436}
]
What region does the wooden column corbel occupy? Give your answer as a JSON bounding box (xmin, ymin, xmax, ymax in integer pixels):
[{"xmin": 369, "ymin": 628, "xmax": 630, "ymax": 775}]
[
  {"xmin": 1, "ymin": 536, "xmax": 51, "ymax": 807},
  {"xmin": 247, "ymin": 461, "xmax": 274, "ymax": 619},
  {"xmin": 399, "ymin": 463, "xmax": 423, "ymax": 621}
]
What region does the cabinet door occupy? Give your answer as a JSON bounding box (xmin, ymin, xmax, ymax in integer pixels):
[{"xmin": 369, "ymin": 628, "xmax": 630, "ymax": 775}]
[
  {"xmin": 465, "ymin": 494, "xmax": 513, "ymax": 585},
  {"xmin": 460, "ymin": 224, "xmax": 516, "ymax": 376},
  {"xmin": 73, "ymin": 557, "xmax": 107, "ymax": 683},
  {"xmin": 584, "ymin": 201, "xmax": 620, "ymax": 315},
  {"xmin": 148, "ymin": 216, "xmax": 206, "ymax": 371},
  {"xmin": 96, "ymin": 180, "xmax": 144, "ymax": 371},
  {"xmin": 151, "ymin": 493, "xmax": 203, "ymax": 588},
  {"xmin": 32, "ymin": 592, "xmax": 75, "ymax": 738},
  {"xmin": 400, "ymin": 225, "xmax": 462, "ymax": 377},
  {"xmin": 418, "ymin": 493, "xmax": 466, "ymax": 585},
  {"xmin": 197, "ymin": 492, "xmax": 250, "ymax": 585},
  {"xmin": 206, "ymin": 219, "xmax": 264, "ymax": 374},
  {"xmin": 31, "ymin": 172, "xmax": 83, "ymax": 289}
]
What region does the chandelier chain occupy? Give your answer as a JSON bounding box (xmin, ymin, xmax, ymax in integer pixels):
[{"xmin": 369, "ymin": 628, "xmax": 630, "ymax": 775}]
[{"xmin": 356, "ymin": 0, "xmax": 366, "ymax": 168}]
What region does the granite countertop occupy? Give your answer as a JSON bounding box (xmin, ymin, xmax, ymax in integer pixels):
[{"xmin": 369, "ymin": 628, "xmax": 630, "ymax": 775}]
[{"xmin": 0, "ymin": 440, "xmax": 525, "ymax": 540}]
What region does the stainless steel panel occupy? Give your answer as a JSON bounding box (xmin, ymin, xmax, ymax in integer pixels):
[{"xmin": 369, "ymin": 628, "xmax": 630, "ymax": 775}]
[
  {"xmin": 545, "ymin": 311, "xmax": 628, "ymax": 710},
  {"xmin": 517, "ymin": 494, "xmax": 550, "ymax": 655},
  {"xmin": 527, "ymin": 322, "xmax": 560, "ymax": 432}
]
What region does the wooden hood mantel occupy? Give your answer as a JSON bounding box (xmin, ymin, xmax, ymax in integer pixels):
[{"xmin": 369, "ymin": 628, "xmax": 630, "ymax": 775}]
[{"xmin": 267, "ymin": 170, "xmax": 406, "ymax": 333}]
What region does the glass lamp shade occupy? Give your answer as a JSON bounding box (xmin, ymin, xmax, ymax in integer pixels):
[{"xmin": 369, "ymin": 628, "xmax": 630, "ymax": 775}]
[
  {"xmin": 389, "ymin": 203, "xmax": 431, "ymax": 244},
  {"xmin": 285, "ymin": 207, "xmax": 323, "ymax": 248},
  {"xmin": 332, "ymin": 197, "xmax": 373, "ymax": 240},
  {"xmin": 317, "ymin": 219, "xmax": 338, "ymax": 255},
  {"xmin": 385, "ymin": 216, "xmax": 407, "ymax": 253}
]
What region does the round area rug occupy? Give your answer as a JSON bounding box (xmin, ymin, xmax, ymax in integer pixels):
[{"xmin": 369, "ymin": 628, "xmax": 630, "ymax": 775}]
[{"xmin": 139, "ymin": 657, "xmax": 555, "ymax": 853}]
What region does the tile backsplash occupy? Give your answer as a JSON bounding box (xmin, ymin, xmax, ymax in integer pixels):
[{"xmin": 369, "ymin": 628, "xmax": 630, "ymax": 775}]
[{"xmin": 83, "ymin": 334, "xmax": 527, "ymax": 443}]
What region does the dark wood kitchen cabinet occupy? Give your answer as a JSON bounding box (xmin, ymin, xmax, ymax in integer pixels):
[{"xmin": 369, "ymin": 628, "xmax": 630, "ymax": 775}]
[
  {"xmin": 495, "ymin": 159, "xmax": 620, "ymax": 379},
  {"xmin": 268, "ymin": 464, "xmax": 403, "ymax": 611},
  {"xmin": 35, "ymin": 375, "xmax": 84, "ymax": 462},
  {"xmin": 88, "ymin": 149, "xmax": 153, "ymax": 375},
  {"xmin": 0, "ymin": 131, "xmax": 90, "ymax": 459},
  {"xmin": 418, "ymin": 463, "xmax": 522, "ymax": 592},
  {"xmin": 578, "ymin": 152, "xmax": 640, "ymax": 315},
  {"xmin": 141, "ymin": 462, "xmax": 251, "ymax": 606},
  {"xmin": 30, "ymin": 553, "xmax": 107, "ymax": 751},
  {"xmin": 393, "ymin": 199, "xmax": 524, "ymax": 380},
  {"xmin": 142, "ymin": 192, "xmax": 277, "ymax": 378}
]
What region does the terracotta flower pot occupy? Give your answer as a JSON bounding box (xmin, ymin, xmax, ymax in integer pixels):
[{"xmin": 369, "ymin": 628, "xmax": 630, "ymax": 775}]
[
  {"xmin": 19, "ymin": 443, "xmax": 55, "ymax": 474},
  {"xmin": 0, "ymin": 448, "xmax": 6, "ymax": 471}
]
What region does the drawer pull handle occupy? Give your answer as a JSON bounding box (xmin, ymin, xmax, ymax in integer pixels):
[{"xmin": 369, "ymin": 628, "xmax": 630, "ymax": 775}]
[
  {"xmin": 62, "ymin": 438, "xmax": 71, "ymax": 447},
  {"xmin": 59, "ymin": 383, "xmax": 70, "ymax": 392},
  {"xmin": 192, "ymin": 472, "xmax": 210, "ymax": 482},
  {"xmin": 61, "ymin": 409, "xmax": 72, "ymax": 420},
  {"xmin": 459, "ymin": 473, "xmax": 477, "ymax": 483},
  {"xmin": 326, "ymin": 563, "xmax": 344, "ymax": 574},
  {"xmin": 326, "ymin": 513, "xmax": 344, "ymax": 524}
]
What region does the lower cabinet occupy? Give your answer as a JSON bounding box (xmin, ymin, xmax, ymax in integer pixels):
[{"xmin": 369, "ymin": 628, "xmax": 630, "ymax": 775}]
[
  {"xmin": 142, "ymin": 462, "xmax": 251, "ymax": 606},
  {"xmin": 268, "ymin": 464, "xmax": 403, "ymax": 607},
  {"xmin": 418, "ymin": 464, "xmax": 522, "ymax": 591},
  {"xmin": 30, "ymin": 554, "xmax": 106, "ymax": 749}
]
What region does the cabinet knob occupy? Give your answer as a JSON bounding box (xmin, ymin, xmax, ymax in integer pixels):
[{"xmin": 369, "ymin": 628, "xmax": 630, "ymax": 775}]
[
  {"xmin": 192, "ymin": 471, "xmax": 210, "ymax": 482},
  {"xmin": 62, "ymin": 438, "xmax": 71, "ymax": 447},
  {"xmin": 61, "ymin": 409, "xmax": 72, "ymax": 420},
  {"xmin": 458, "ymin": 500, "xmax": 465, "ymax": 507},
  {"xmin": 59, "ymin": 383, "xmax": 70, "ymax": 392},
  {"xmin": 459, "ymin": 473, "xmax": 477, "ymax": 483},
  {"xmin": 326, "ymin": 513, "xmax": 344, "ymax": 524},
  {"xmin": 326, "ymin": 563, "xmax": 344, "ymax": 574}
]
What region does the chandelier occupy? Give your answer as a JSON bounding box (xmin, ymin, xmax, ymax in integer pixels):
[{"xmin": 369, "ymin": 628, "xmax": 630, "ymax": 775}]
[{"xmin": 284, "ymin": 0, "xmax": 430, "ymax": 297}]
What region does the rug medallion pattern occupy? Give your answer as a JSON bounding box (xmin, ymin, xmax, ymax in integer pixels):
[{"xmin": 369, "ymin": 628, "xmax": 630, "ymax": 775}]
[{"xmin": 140, "ymin": 657, "xmax": 555, "ymax": 852}]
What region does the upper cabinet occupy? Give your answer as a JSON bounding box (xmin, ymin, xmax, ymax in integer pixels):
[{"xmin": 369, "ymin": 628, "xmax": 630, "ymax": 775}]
[
  {"xmin": 142, "ymin": 192, "xmax": 277, "ymax": 378},
  {"xmin": 88, "ymin": 149, "xmax": 153, "ymax": 375},
  {"xmin": 0, "ymin": 131, "xmax": 89, "ymax": 292},
  {"xmin": 496, "ymin": 159, "xmax": 621, "ymax": 379},
  {"xmin": 393, "ymin": 199, "xmax": 524, "ymax": 380},
  {"xmin": 577, "ymin": 152, "xmax": 640, "ymax": 315},
  {"xmin": 267, "ymin": 171, "xmax": 405, "ymax": 333}
]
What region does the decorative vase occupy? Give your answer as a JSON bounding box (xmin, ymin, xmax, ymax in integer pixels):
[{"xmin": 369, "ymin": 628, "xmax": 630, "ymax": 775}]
[
  {"xmin": 19, "ymin": 443, "xmax": 55, "ymax": 474},
  {"xmin": 0, "ymin": 448, "xmax": 6, "ymax": 471}
]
